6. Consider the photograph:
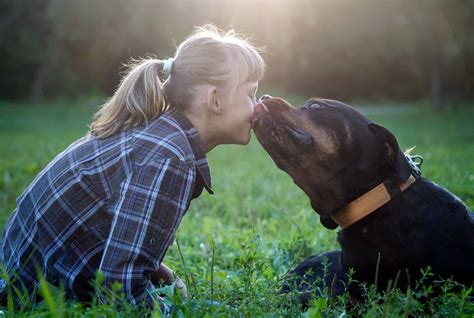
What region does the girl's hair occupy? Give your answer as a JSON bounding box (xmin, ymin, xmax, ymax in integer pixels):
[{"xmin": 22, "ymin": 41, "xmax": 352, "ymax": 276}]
[{"xmin": 90, "ymin": 25, "xmax": 265, "ymax": 138}]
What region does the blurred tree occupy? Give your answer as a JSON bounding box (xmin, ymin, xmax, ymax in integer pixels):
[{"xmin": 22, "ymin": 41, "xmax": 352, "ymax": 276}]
[
  {"xmin": 0, "ymin": 0, "xmax": 52, "ymax": 100},
  {"xmin": 402, "ymin": 1, "xmax": 448, "ymax": 108},
  {"xmin": 0, "ymin": 0, "xmax": 472, "ymax": 107},
  {"xmin": 442, "ymin": 0, "xmax": 474, "ymax": 103}
]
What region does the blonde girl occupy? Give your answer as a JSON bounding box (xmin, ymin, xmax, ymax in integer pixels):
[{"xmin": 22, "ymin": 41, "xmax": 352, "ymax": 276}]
[{"xmin": 0, "ymin": 25, "xmax": 265, "ymax": 307}]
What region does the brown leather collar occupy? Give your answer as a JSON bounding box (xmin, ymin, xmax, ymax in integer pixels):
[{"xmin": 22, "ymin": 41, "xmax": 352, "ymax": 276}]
[{"xmin": 332, "ymin": 175, "xmax": 417, "ymax": 229}]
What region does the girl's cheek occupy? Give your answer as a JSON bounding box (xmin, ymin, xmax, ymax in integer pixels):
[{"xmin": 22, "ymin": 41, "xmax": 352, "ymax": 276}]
[{"xmin": 249, "ymin": 101, "xmax": 256, "ymax": 114}]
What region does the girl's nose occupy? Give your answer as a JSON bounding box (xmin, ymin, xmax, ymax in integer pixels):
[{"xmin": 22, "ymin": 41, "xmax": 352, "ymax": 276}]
[{"xmin": 258, "ymin": 94, "xmax": 272, "ymax": 103}]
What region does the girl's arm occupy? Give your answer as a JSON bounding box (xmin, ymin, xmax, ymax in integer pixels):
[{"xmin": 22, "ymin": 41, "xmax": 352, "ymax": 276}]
[{"xmin": 98, "ymin": 157, "xmax": 193, "ymax": 305}]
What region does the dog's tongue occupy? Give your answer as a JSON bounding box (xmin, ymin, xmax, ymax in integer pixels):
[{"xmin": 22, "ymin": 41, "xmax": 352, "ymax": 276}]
[
  {"xmin": 251, "ymin": 103, "xmax": 269, "ymax": 127},
  {"xmin": 254, "ymin": 102, "xmax": 269, "ymax": 115}
]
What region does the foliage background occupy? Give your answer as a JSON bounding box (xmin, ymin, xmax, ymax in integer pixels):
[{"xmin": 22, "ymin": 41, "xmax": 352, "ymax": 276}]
[{"xmin": 1, "ymin": 0, "xmax": 474, "ymax": 107}]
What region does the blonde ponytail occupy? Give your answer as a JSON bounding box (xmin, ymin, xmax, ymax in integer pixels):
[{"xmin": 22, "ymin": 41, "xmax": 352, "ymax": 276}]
[
  {"xmin": 90, "ymin": 25, "xmax": 265, "ymax": 138},
  {"xmin": 90, "ymin": 58, "xmax": 168, "ymax": 138}
]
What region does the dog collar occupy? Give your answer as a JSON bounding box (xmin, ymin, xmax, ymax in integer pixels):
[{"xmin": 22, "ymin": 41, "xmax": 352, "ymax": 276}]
[{"xmin": 332, "ymin": 174, "xmax": 417, "ymax": 229}]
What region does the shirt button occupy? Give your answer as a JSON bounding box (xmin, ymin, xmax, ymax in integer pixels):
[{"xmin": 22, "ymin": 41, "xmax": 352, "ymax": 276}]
[{"xmin": 149, "ymin": 238, "xmax": 156, "ymax": 245}]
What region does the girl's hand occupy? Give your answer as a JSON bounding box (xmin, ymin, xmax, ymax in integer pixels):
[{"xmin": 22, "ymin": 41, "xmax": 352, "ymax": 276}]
[
  {"xmin": 150, "ymin": 263, "xmax": 189, "ymax": 299},
  {"xmin": 174, "ymin": 276, "xmax": 188, "ymax": 299}
]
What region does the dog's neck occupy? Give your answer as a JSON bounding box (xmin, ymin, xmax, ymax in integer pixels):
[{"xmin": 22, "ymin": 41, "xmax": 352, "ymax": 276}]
[{"xmin": 331, "ymin": 175, "xmax": 417, "ymax": 229}]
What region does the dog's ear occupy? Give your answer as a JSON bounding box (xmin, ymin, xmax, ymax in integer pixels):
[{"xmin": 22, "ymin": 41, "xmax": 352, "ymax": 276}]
[{"xmin": 368, "ymin": 123, "xmax": 412, "ymax": 183}]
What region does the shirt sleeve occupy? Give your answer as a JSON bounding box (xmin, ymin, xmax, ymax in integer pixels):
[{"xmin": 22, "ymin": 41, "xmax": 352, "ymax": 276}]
[{"xmin": 98, "ymin": 156, "xmax": 195, "ymax": 305}]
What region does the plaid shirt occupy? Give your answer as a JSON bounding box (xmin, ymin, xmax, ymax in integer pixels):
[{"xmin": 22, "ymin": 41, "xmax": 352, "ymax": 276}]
[{"xmin": 0, "ymin": 109, "xmax": 212, "ymax": 305}]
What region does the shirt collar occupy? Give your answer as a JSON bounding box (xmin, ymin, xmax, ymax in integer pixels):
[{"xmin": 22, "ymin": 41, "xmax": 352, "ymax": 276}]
[{"xmin": 167, "ymin": 108, "xmax": 213, "ymax": 195}]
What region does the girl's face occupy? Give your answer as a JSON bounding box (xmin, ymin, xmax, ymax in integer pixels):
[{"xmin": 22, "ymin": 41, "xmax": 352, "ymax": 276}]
[{"xmin": 219, "ymin": 81, "xmax": 259, "ymax": 145}]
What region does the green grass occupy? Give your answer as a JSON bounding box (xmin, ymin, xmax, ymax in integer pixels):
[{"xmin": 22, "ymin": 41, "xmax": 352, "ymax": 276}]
[{"xmin": 0, "ymin": 96, "xmax": 473, "ymax": 317}]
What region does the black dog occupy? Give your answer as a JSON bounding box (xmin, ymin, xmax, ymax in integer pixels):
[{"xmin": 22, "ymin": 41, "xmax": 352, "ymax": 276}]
[{"xmin": 252, "ymin": 96, "xmax": 474, "ymax": 304}]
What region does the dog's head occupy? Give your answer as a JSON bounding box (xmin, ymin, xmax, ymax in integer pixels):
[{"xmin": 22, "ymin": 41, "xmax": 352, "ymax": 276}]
[{"xmin": 252, "ymin": 96, "xmax": 412, "ymax": 229}]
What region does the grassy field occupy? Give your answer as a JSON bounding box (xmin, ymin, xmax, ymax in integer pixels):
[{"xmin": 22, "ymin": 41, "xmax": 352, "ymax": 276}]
[{"xmin": 0, "ymin": 95, "xmax": 473, "ymax": 317}]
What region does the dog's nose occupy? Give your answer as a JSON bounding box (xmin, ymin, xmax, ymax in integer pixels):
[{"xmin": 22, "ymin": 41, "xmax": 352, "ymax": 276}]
[{"xmin": 258, "ymin": 94, "xmax": 272, "ymax": 103}]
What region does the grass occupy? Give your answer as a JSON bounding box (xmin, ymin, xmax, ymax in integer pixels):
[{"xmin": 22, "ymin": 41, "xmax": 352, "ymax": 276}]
[{"xmin": 0, "ymin": 95, "xmax": 473, "ymax": 317}]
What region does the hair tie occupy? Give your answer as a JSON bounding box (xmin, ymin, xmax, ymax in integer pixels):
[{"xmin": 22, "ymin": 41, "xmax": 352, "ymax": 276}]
[{"xmin": 162, "ymin": 58, "xmax": 174, "ymax": 74}]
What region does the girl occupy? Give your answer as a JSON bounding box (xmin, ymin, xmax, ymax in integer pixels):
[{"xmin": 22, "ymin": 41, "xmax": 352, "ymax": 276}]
[{"xmin": 0, "ymin": 25, "xmax": 265, "ymax": 307}]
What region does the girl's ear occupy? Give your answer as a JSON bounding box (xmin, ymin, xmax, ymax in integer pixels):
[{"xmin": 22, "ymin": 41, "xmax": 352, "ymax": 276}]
[{"xmin": 207, "ymin": 86, "xmax": 221, "ymax": 115}]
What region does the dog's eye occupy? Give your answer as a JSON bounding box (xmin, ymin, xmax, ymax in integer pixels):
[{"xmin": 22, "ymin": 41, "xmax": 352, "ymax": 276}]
[
  {"xmin": 309, "ymin": 103, "xmax": 319, "ymax": 109},
  {"xmin": 302, "ymin": 102, "xmax": 320, "ymax": 110},
  {"xmin": 304, "ymin": 100, "xmax": 332, "ymax": 110}
]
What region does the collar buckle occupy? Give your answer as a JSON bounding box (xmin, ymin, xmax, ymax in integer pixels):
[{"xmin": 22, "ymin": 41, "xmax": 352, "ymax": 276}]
[{"xmin": 406, "ymin": 154, "xmax": 423, "ymax": 178}]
